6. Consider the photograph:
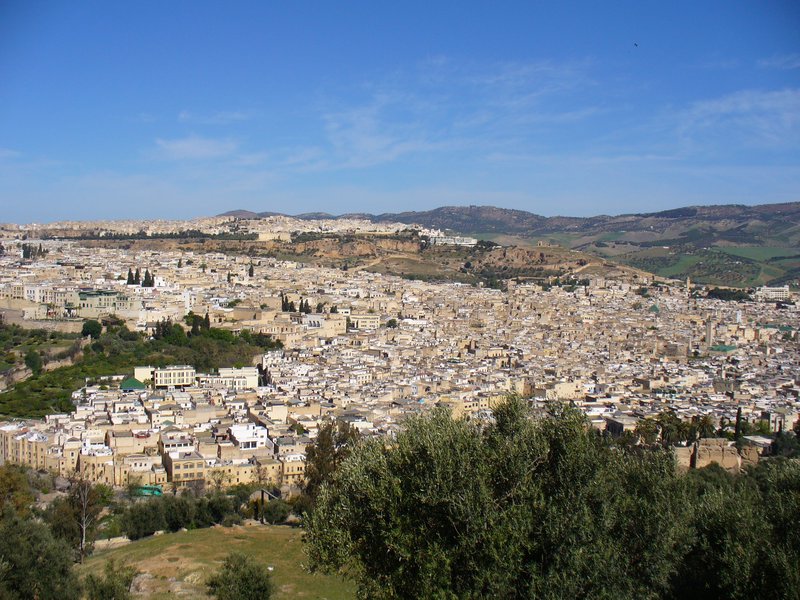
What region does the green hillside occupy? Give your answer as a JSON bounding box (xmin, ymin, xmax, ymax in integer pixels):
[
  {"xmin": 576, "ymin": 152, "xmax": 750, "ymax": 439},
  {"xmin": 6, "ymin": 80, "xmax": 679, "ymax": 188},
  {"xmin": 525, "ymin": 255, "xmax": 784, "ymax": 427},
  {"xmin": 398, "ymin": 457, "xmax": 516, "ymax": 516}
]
[{"xmin": 80, "ymin": 525, "xmax": 355, "ymax": 599}]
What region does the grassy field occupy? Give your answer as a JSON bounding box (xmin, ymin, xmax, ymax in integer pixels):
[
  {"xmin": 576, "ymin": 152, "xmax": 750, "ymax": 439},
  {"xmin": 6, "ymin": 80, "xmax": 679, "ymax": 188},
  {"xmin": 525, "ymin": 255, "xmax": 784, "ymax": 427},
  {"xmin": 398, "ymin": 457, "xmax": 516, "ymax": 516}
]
[
  {"xmin": 80, "ymin": 524, "xmax": 355, "ymax": 599},
  {"xmin": 716, "ymin": 246, "xmax": 800, "ymax": 261}
]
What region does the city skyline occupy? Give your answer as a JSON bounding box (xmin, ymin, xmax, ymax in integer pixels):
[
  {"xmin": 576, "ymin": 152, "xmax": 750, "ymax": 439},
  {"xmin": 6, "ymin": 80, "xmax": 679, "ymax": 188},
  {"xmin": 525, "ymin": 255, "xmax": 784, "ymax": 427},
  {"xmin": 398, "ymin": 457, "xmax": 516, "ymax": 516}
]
[{"xmin": 1, "ymin": 1, "xmax": 799, "ymax": 223}]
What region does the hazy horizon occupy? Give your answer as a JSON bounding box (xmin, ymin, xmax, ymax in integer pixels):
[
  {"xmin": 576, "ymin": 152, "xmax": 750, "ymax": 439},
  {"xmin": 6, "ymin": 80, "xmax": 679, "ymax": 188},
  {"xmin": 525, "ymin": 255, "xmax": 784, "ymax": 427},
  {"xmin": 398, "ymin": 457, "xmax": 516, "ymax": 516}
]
[{"xmin": 4, "ymin": 197, "xmax": 799, "ymax": 227}]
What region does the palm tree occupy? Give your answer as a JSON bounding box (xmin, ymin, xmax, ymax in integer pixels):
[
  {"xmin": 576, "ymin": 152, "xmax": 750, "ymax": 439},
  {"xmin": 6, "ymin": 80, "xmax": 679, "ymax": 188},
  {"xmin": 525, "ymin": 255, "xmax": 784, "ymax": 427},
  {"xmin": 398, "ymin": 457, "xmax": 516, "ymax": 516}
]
[{"xmin": 696, "ymin": 414, "xmax": 716, "ymax": 439}]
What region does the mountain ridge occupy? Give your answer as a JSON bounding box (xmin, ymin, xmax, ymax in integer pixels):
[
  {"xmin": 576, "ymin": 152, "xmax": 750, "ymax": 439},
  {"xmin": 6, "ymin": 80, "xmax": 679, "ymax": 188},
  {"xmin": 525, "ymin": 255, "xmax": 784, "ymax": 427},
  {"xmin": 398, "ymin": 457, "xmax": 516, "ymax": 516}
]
[
  {"xmin": 219, "ymin": 202, "xmax": 800, "ymax": 287},
  {"xmin": 219, "ymin": 201, "xmax": 800, "ymax": 236}
]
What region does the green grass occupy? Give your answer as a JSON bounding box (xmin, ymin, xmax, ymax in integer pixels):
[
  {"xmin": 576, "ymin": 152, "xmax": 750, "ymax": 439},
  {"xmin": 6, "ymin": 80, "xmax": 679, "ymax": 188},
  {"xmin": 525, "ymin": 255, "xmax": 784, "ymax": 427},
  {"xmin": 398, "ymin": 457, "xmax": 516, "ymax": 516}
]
[
  {"xmin": 657, "ymin": 254, "xmax": 702, "ymax": 277},
  {"xmin": 539, "ymin": 232, "xmax": 583, "ymax": 247},
  {"xmin": 80, "ymin": 525, "xmax": 355, "ymax": 599},
  {"xmin": 595, "ymin": 231, "xmax": 630, "ymax": 243},
  {"xmin": 716, "ymin": 246, "xmax": 799, "ymax": 261}
]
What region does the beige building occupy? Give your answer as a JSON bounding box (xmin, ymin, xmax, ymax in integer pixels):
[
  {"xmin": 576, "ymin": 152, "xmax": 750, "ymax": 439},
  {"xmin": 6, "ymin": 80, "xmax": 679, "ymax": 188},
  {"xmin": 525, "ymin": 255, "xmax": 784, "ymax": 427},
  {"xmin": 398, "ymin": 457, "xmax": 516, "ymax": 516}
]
[
  {"xmin": 153, "ymin": 365, "xmax": 196, "ymax": 389},
  {"xmin": 164, "ymin": 450, "xmax": 206, "ymax": 487}
]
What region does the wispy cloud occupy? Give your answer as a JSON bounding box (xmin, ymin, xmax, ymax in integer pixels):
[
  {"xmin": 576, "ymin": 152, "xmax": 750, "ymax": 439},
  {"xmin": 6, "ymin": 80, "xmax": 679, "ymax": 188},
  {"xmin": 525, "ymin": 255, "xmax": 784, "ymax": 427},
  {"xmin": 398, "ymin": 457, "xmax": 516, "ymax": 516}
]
[
  {"xmin": 758, "ymin": 54, "xmax": 800, "ymax": 70},
  {"xmin": 155, "ymin": 135, "xmax": 239, "ymax": 160},
  {"xmin": 0, "ymin": 148, "xmax": 21, "ymax": 160},
  {"xmin": 177, "ymin": 110, "xmax": 252, "ymax": 124},
  {"xmin": 677, "ymin": 88, "xmax": 800, "ymax": 147},
  {"xmin": 321, "ymin": 101, "xmax": 444, "ymax": 169},
  {"xmin": 300, "ymin": 57, "xmax": 597, "ymax": 171}
]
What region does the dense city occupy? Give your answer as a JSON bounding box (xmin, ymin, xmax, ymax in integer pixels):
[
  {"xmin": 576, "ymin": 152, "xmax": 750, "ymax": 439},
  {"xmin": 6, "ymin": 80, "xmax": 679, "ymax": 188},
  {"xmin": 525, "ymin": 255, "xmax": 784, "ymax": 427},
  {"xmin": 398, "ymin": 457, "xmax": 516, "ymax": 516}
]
[{"xmin": 1, "ymin": 216, "xmax": 797, "ymax": 495}]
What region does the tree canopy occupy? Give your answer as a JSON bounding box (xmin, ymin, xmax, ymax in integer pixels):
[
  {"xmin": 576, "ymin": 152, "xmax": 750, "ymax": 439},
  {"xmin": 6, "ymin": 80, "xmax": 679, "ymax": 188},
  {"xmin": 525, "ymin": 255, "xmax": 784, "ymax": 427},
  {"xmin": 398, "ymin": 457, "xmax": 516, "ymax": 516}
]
[
  {"xmin": 206, "ymin": 552, "xmax": 274, "ymax": 600},
  {"xmin": 304, "ymin": 398, "xmax": 800, "ymax": 600},
  {"xmin": 0, "ymin": 511, "xmax": 81, "ymax": 600},
  {"xmin": 81, "ymin": 319, "xmax": 103, "ymax": 339}
]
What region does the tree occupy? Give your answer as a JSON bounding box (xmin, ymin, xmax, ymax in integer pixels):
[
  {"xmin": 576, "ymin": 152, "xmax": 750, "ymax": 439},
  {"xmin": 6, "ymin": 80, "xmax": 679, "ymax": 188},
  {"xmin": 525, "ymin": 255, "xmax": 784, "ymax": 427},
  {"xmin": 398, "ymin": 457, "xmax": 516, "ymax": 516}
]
[
  {"xmin": 0, "ymin": 464, "xmax": 34, "ymax": 516},
  {"xmin": 134, "ymin": 268, "xmax": 141, "ymax": 285},
  {"xmin": 634, "ymin": 417, "xmax": 659, "ymax": 445},
  {"xmin": 177, "ymin": 258, "xmax": 183, "ymax": 268},
  {"xmin": 0, "ymin": 512, "xmax": 81, "ymax": 599},
  {"xmin": 669, "ymin": 459, "xmax": 800, "ymax": 599},
  {"xmin": 772, "ymin": 432, "xmax": 800, "ymax": 458},
  {"xmin": 191, "ymin": 315, "xmax": 201, "ymax": 336},
  {"xmin": 208, "ymin": 469, "xmax": 232, "ymax": 492},
  {"xmin": 162, "ymin": 494, "xmax": 196, "ymax": 532},
  {"xmin": 262, "ymin": 499, "xmax": 290, "ymax": 524},
  {"xmin": 206, "ymin": 552, "xmax": 273, "ymax": 600},
  {"xmin": 203, "ymin": 312, "xmax": 211, "ymax": 330},
  {"xmin": 82, "ymin": 319, "xmax": 103, "ymax": 339},
  {"xmin": 69, "ymin": 476, "xmax": 111, "ymax": 562},
  {"xmin": 121, "ymin": 499, "xmax": 166, "ymax": 540},
  {"xmin": 386, "ymin": 318, "xmax": 398, "ymax": 329},
  {"xmin": 83, "ymin": 558, "xmax": 138, "ymax": 600},
  {"xmin": 23, "ymin": 349, "xmax": 43, "ymax": 375},
  {"xmin": 305, "ymin": 399, "xmax": 689, "ymax": 599},
  {"xmin": 248, "ymin": 263, "xmax": 254, "ymax": 277},
  {"xmin": 656, "ymin": 411, "xmax": 689, "ymax": 446},
  {"xmin": 303, "ymin": 419, "xmax": 360, "ymax": 502},
  {"xmin": 734, "ymin": 406, "xmax": 743, "ymax": 441},
  {"xmin": 254, "ymin": 461, "xmax": 278, "ymax": 489},
  {"xmin": 126, "ymin": 268, "xmax": 134, "ymax": 285},
  {"xmin": 142, "ymin": 269, "xmax": 154, "ymax": 287},
  {"xmin": 45, "ymin": 477, "xmax": 112, "ymax": 562},
  {"xmin": 695, "ymin": 414, "xmax": 717, "ymax": 439}
]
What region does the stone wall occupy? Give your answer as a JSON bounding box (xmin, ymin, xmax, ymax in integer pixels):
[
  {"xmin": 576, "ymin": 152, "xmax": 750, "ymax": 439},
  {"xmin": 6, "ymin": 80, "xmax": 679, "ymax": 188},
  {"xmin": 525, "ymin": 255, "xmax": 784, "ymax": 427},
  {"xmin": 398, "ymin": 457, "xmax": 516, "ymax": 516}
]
[{"xmin": 690, "ymin": 437, "xmax": 760, "ymax": 472}]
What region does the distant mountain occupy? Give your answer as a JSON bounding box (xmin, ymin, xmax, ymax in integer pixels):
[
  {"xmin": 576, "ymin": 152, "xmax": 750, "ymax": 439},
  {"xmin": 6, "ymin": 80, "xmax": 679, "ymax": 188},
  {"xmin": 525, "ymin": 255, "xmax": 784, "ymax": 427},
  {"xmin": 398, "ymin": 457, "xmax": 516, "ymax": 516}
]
[
  {"xmin": 220, "ymin": 202, "xmax": 800, "ymax": 243},
  {"xmin": 219, "ymin": 209, "xmax": 277, "ymax": 219},
  {"xmin": 220, "ymin": 202, "xmax": 800, "ymax": 287}
]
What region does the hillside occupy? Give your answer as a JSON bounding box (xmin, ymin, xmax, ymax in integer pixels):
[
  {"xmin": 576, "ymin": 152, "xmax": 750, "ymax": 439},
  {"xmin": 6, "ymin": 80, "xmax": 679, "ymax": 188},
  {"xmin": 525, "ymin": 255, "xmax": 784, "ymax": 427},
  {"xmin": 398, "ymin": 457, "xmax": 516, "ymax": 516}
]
[
  {"xmin": 220, "ymin": 202, "xmax": 800, "ymax": 286},
  {"xmin": 80, "ymin": 525, "xmax": 355, "ymax": 599},
  {"xmin": 78, "ymin": 232, "xmax": 638, "ymax": 290}
]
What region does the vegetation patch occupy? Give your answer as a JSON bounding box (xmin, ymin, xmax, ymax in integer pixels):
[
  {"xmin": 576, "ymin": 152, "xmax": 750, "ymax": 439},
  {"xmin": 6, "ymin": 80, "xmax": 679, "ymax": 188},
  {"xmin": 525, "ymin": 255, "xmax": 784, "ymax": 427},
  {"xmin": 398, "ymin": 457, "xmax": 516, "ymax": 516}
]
[
  {"xmin": 80, "ymin": 526, "xmax": 355, "ymax": 599},
  {"xmin": 0, "ymin": 323, "xmax": 279, "ymax": 418}
]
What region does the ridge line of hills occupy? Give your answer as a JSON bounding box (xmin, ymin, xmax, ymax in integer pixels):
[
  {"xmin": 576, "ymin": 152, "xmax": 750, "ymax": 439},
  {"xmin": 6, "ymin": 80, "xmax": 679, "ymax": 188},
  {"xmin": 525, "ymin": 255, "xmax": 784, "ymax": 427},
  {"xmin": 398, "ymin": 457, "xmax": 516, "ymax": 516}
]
[
  {"xmin": 220, "ymin": 202, "xmax": 800, "ymax": 288},
  {"xmin": 219, "ymin": 201, "xmax": 800, "ymax": 236}
]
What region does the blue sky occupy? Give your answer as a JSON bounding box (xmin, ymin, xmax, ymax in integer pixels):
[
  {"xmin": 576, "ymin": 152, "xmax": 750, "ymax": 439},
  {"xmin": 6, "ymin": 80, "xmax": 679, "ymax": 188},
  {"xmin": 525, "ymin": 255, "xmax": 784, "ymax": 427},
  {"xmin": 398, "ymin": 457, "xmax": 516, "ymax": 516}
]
[{"xmin": 1, "ymin": 1, "xmax": 798, "ymax": 222}]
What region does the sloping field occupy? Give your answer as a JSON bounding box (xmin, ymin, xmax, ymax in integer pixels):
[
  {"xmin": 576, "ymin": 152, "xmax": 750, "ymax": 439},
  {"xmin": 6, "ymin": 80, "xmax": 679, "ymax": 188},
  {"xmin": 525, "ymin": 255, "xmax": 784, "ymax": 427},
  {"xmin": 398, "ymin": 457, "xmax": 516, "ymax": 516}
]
[{"xmin": 80, "ymin": 524, "xmax": 355, "ymax": 599}]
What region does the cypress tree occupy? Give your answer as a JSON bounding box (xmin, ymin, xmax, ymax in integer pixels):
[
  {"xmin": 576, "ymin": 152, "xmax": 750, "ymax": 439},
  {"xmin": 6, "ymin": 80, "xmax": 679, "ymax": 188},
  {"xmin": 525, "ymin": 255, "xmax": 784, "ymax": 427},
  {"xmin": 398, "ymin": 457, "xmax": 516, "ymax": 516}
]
[
  {"xmin": 734, "ymin": 406, "xmax": 743, "ymax": 440},
  {"xmin": 134, "ymin": 268, "xmax": 141, "ymax": 285}
]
